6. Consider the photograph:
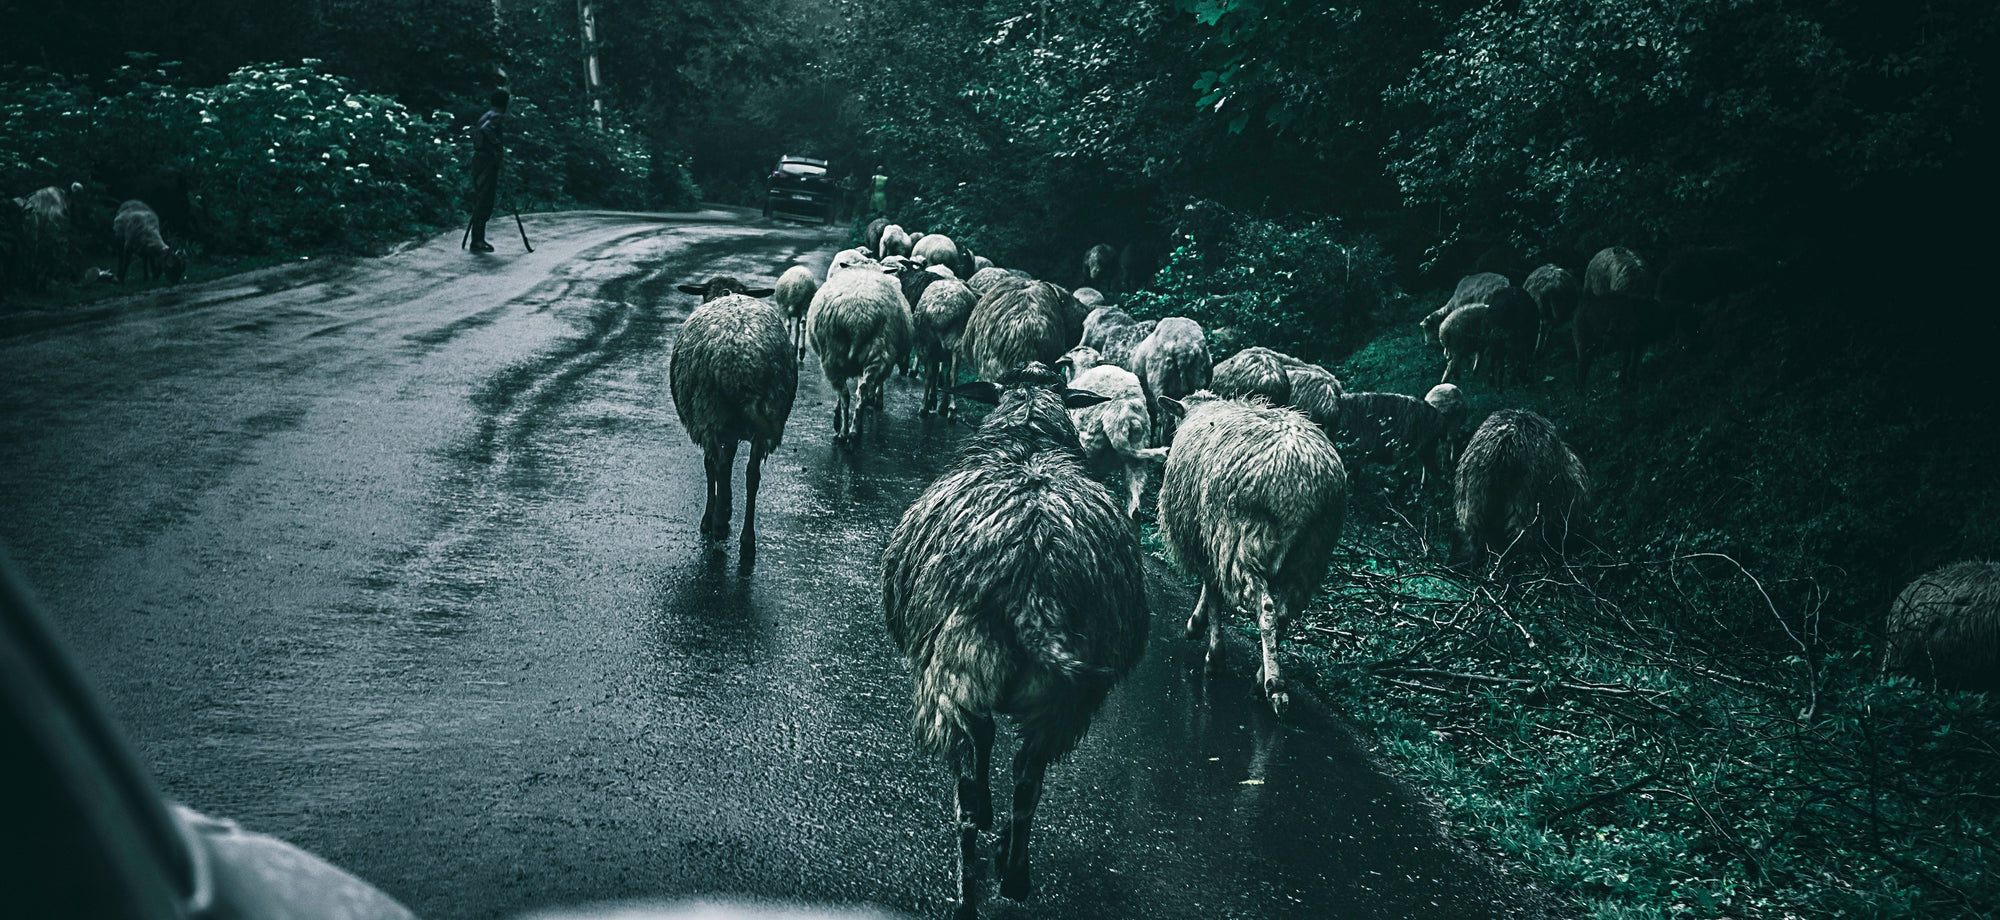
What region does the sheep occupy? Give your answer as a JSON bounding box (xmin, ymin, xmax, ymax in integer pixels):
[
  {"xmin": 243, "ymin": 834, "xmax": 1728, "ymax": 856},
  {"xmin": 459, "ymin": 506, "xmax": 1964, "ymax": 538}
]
[
  {"xmin": 882, "ymin": 362, "xmax": 1148, "ymax": 917},
  {"xmin": 1425, "ymin": 382, "xmax": 1469, "ymax": 462},
  {"xmin": 878, "ymin": 223, "xmax": 912, "ymax": 259},
  {"xmin": 773, "ymin": 265, "xmax": 819, "ymax": 358},
  {"xmin": 1655, "ymin": 246, "xmax": 1766, "ymax": 308},
  {"xmin": 1082, "ymin": 243, "xmax": 1116, "ymax": 289},
  {"xmin": 912, "ymin": 233, "xmax": 959, "ymax": 269},
  {"xmin": 1283, "ymin": 363, "xmax": 1344, "ymax": 432},
  {"xmin": 828, "ymin": 247, "xmax": 878, "ymax": 276},
  {"xmin": 972, "ymin": 254, "xmax": 995, "ymax": 273},
  {"xmin": 1572, "ymin": 291, "xmax": 1695, "ymax": 392},
  {"xmin": 15, "ymin": 183, "xmax": 82, "ymax": 291},
  {"xmin": 1209, "ymin": 346, "xmax": 1292, "ymax": 405},
  {"xmin": 1081, "ymin": 306, "xmax": 1135, "ymax": 350},
  {"xmin": 1157, "ymin": 393, "xmax": 1346, "ymax": 716},
  {"xmin": 1055, "ymin": 345, "xmax": 1101, "ymax": 377},
  {"xmin": 1882, "ymin": 561, "xmax": 2000, "ymax": 693},
  {"xmin": 1072, "ymin": 287, "xmax": 1106, "ymax": 309},
  {"xmin": 806, "ymin": 266, "xmax": 913, "ymax": 444},
  {"xmin": 669, "ymin": 293, "xmax": 797, "ymax": 560},
  {"xmin": 863, "ymin": 218, "xmax": 889, "ymax": 254},
  {"xmin": 1422, "ymin": 272, "xmax": 1511, "ymax": 344},
  {"xmin": 675, "ymin": 275, "xmax": 776, "ymax": 302},
  {"xmin": 1481, "ymin": 286, "xmax": 1539, "ymax": 390},
  {"xmin": 1523, "ymin": 263, "xmax": 1580, "ymax": 355},
  {"xmin": 1453, "ymin": 409, "xmax": 1591, "ymax": 566},
  {"xmin": 1438, "ymin": 302, "xmax": 1492, "ymax": 384},
  {"xmin": 1095, "ymin": 320, "xmax": 1154, "ymax": 371},
  {"xmin": 1066, "ymin": 363, "xmax": 1166, "ymax": 521},
  {"xmin": 914, "ymin": 276, "xmax": 977, "ymax": 416},
  {"xmin": 1328, "ymin": 383, "xmax": 1465, "ymax": 485},
  {"xmin": 967, "ymin": 266, "xmax": 1028, "ymax": 299},
  {"xmin": 961, "ymin": 282, "xmax": 1071, "ymax": 383},
  {"xmin": 1583, "ymin": 246, "xmax": 1652, "ymax": 297},
  {"xmin": 1129, "ymin": 317, "xmax": 1211, "ymax": 440},
  {"xmin": 110, "ymin": 200, "xmax": 188, "ymax": 284}
]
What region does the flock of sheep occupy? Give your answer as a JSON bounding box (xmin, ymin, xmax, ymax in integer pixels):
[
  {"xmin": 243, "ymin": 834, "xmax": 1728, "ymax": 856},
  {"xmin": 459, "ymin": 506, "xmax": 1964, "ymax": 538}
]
[{"xmin": 3, "ymin": 181, "xmax": 186, "ymax": 296}]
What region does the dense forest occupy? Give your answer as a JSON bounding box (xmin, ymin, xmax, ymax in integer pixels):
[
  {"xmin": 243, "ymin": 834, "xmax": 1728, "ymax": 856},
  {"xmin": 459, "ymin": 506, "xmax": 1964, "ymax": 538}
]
[{"xmin": 5, "ymin": 1, "xmax": 1998, "ymax": 916}]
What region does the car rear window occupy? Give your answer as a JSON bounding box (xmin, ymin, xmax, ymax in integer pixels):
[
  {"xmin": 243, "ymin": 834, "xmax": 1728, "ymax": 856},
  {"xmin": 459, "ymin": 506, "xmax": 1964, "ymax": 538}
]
[{"xmin": 778, "ymin": 162, "xmax": 825, "ymax": 177}]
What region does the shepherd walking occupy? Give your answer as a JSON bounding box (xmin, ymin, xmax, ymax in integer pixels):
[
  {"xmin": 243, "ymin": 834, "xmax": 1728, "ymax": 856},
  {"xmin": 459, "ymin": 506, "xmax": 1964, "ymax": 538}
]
[{"xmin": 466, "ymin": 89, "xmax": 509, "ymax": 253}]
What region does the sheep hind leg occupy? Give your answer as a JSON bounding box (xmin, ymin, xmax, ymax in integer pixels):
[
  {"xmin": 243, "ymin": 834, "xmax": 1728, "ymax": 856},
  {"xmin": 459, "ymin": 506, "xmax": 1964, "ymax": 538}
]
[
  {"xmin": 949, "ymin": 714, "xmax": 996, "ymax": 920},
  {"xmin": 738, "ymin": 443, "xmax": 765, "ymax": 561},
  {"xmin": 996, "ymin": 744, "xmax": 1050, "ymax": 901},
  {"xmin": 697, "ymin": 446, "xmax": 723, "ymax": 539},
  {"xmin": 712, "ymin": 441, "xmax": 739, "ymax": 539},
  {"xmin": 1254, "ymin": 583, "xmax": 1290, "ymax": 718}
]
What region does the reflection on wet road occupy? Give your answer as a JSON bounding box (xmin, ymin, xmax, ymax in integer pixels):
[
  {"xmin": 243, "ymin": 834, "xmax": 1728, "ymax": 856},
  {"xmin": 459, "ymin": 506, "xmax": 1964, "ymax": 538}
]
[{"xmin": 0, "ymin": 212, "xmax": 1545, "ymax": 919}]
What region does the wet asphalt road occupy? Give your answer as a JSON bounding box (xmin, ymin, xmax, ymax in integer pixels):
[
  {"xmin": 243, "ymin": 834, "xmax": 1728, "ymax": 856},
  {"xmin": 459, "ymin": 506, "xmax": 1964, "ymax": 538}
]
[{"xmin": 0, "ymin": 211, "xmax": 1547, "ymax": 919}]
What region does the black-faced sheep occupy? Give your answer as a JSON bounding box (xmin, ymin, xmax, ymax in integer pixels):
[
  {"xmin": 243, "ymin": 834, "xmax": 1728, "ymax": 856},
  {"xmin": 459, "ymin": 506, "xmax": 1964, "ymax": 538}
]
[
  {"xmin": 1066, "ymin": 363, "xmax": 1165, "ymax": 521},
  {"xmin": 1209, "ymin": 346, "xmax": 1291, "ymax": 405},
  {"xmin": 669, "ymin": 293, "xmax": 797, "ymax": 560},
  {"xmin": 1158, "ymin": 393, "xmax": 1346, "ymax": 716},
  {"xmin": 1572, "ymin": 292, "xmax": 1695, "ymax": 392},
  {"xmin": 1583, "ymin": 246, "xmax": 1652, "ymax": 297},
  {"xmin": 111, "ymin": 200, "xmax": 188, "ymax": 284},
  {"xmin": 961, "ymin": 282, "xmax": 1071, "ymax": 383},
  {"xmin": 1524, "ymin": 263, "xmax": 1581, "ymax": 355},
  {"xmin": 773, "ymin": 265, "xmax": 819, "ymax": 358},
  {"xmin": 1422, "ymin": 271, "xmax": 1511, "ymax": 344},
  {"xmin": 1453, "ymin": 409, "xmax": 1591, "ymax": 566},
  {"xmin": 1882, "ymin": 561, "xmax": 2000, "ymax": 693},
  {"xmin": 915, "ymin": 276, "xmax": 977, "ymax": 417},
  {"xmin": 806, "ymin": 267, "xmax": 912, "ymax": 444},
  {"xmin": 882, "ymin": 363, "xmax": 1147, "ymax": 917},
  {"xmin": 1129, "ymin": 317, "xmax": 1210, "ymax": 440}
]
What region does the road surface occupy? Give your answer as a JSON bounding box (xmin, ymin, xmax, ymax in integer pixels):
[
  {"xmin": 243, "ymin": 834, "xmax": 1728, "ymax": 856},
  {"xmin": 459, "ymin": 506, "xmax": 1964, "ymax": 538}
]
[{"xmin": 0, "ymin": 211, "xmax": 1551, "ymax": 919}]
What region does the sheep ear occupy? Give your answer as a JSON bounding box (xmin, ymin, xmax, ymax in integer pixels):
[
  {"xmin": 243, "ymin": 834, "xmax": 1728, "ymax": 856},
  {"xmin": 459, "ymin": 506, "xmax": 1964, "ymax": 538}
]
[
  {"xmin": 949, "ymin": 381, "xmax": 1003, "ymax": 405},
  {"xmin": 1053, "ymin": 355, "xmax": 1073, "ymax": 369},
  {"xmin": 675, "ymin": 284, "xmax": 706, "ymax": 295},
  {"xmin": 1157, "ymin": 396, "xmax": 1188, "ymax": 419},
  {"xmin": 1062, "ymin": 389, "xmax": 1110, "ymax": 410},
  {"xmin": 742, "ymin": 288, "xmax": 775, "ymax": 298}
]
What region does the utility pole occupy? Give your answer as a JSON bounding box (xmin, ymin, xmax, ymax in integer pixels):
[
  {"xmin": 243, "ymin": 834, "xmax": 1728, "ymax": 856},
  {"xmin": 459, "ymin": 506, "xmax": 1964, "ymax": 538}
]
[{"xmin": 578, "ymin": 0, "xmax": 605, "ymax": 130}]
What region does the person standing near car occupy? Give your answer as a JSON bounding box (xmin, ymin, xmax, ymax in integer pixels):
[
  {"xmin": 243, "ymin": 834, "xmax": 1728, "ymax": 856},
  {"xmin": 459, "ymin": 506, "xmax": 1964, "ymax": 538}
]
[{"xmin": 467, "ymin": 89, "xmax": 509, "ymax": 253}]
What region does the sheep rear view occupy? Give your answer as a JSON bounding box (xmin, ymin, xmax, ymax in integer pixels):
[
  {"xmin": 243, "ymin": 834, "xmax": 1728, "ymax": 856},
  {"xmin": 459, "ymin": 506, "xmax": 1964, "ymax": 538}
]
[
  {"xmin": 1067, "ymin": 363, "xmax": 1166, "ymax": 520},
  {"xmin": 668, "ymin": 293, "xmax": 798, "ymax": 559},
  {"xmin": 1130, "ymin": 317, "xmax": 1211, "ymax": 440},
  {"xmin": 1882, "ymin": 561, "xmax": 2000, "ymax": 693},
  {"xmin": 773, "ymin": 265, "xmax": 819, "ymax": 358},
  {"xmin": 1158, "ymin": 395, "xmax": 1346, "ymax": 716},
  {"xmin": 883, "ymin": 364, "xmax": 1148, "ymax": 917},
  {"xmin": 915, "ymin": 276, "xmax": 977, "ymax": 417},
  {"xmin": 961, "ymin": 282, "xmax": 1070, "ymax": 384},
  {"xmin": 1209, "ymin": 347, "xmax": 1292, "ymax": 406},
  {"xmin": 1454, "ymin": 409, "xmax": 1591, "ymax": 566},
  {"xmin": 806, "ymin": 268, "xmax": 912, "ymax": 444},
  {"xmin": 1524, "ymin": 263, "xmax": 1580, "ymax": 355}
]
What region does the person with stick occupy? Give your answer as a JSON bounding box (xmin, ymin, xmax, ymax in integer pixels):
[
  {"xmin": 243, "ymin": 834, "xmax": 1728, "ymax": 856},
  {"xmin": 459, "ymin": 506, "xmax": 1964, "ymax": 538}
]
[{"xmin": 466, "ymin": 89, "xmax": 509, "ymax": 253}]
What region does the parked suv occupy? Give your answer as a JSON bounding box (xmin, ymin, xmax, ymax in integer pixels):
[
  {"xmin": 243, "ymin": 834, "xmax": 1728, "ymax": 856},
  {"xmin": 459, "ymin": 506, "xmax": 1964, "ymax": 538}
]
[{"xmin": 763, "ymin": 155, "xmax": 835, "ymax": 224}]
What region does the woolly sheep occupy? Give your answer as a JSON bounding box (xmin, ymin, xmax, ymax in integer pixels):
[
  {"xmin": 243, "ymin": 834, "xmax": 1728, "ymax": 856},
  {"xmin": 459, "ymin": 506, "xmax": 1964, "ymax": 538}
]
[
  {"xmin": 1082, "ymin": 243, "xmax": 1116, "ymax": 289},
  {"xmin": 972, "ymin": 254, "xmax": 994, "ymax": 273},
  {"xmin": 1438, "ymin": 302, "xmax": 1493, "ymax": 385},
  {"xmin": 914, "ymin": 276, "xmax": 977, "ymax": 417},
  {"xmin": 1158, "ymin": 393, "xmax": 1346, "ymax": 716},
  {"xmin": 1129, "ymin": 317, "xmax": 1210, "ymax": 440},
  {"xmin": 1329, "ymin": 385, "xmax": 1464, "ymax": 484},
  {"xmin": 1072, "ymin": 287, "xmax": 1106, "ymax": 309},
  {"xmin": 828, "ymin": 247, "xmax": 878, "ymax": 277},
  {"xmin": 669, "ymin": 292, "xmax": 797, "ymax": 560},
  {"xmin": 1882, "ymin": 561, "xmax": 2000, "ymax": 693},
  {"xmin": 1284, "ymin": 363, "xmax": 1344, "ymax": 432},
  {"xmin": 1056, "ymin": 345, "xmax": 1102, "ymax": 377},
  {"xmin": 863, "ymin": 218, "xmax": 889, "ymax": 254},
  {"xmin": 1422, "ymin": 272, "xmax": 1511, "ymax": 344},
  {"xmin": 807, "ymin": 266, "xmax": 913, "ymax": 444},
  {"xmin": 1081, "ymin": 306, "xmax": 1135, "ymax": 350},
  {"xmin": 967, "ymin": 265, "xmax": 1027, "ymax": 299},
  {"xmin": 1523, "ymin": 263, "xmax": 1580, "ymax": 355},
  {"xmin": 773, "ymin": 265, "xmax": 819, "ymax": 358},
  {"xmin": 14, "ymin": 183, "xmax": 82, "ymax": 291},
  {"xmin": 882, "ymin": 363, "xmax": 1147, "ymax": 916},
  {"xmin": 112, "ymin": 200, "xmax": 186, "ymax": 284},
  {"xmin": 1453, "ymin": 409, "xmax": 1591, "ymax": 566},
  {"xmin": 1209, "ymin": 346, "xmax": 1292, "ymax": 405},
  {"xmin": 961, "ymin": 281, "xmax": 1070, "ymax": 382},
  {"xmin": 911, "ymin": 233, "xmax": 959, "ymax": 269},
  {"xmin": 1067, "ymin": 363, "xmax": 1166, "ymax": 520},
  {"xmin": 878, "ymin": 223, "xmax": 912, "ymax": 259},
  {"xmin": 1583, "ymin": 246, "xmax": 1652, "ymax": 297},
  {"xmin": 1572, "ymin": 292, "xmax": 1695, "ymax": 392}
]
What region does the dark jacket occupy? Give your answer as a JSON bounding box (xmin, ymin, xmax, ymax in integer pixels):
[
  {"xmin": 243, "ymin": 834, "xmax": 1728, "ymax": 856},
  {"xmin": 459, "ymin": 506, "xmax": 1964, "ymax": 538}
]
[{"xmin": 474, "ymin": 108, "xmax": 505, "ymax": 156}]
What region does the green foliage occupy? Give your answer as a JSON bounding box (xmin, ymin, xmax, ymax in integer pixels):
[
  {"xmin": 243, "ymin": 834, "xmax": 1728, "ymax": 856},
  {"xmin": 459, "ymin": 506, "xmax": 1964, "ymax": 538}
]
[{"xmin": 1125, "ymin": 199, "xmax": 1399, "ymax": 359}]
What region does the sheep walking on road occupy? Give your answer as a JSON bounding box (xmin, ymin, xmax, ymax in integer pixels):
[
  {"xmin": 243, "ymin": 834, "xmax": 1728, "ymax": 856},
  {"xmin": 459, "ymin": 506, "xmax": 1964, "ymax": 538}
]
[
  {"xmin": 1067, "ymin": 363, "xmax": 1167, "ymax": 521},
  {"xmin": 1882, "ymin": 561, "xmax": 2000, "ymax": 694},
  {"xmin": 961, "ymin": 281, "xmax": 1071, "ymax": 384},
  {"xmin": 807, "ymin": 267, "xmax": 912, "ymax": 445},
  {"xmin": 1130, "ymin": 317, "xmax": 1210, "ymax": 440},
  {"xmin": 1453, "ymin": 409, "xmax": 1591, "ymax": 566},
  {"xmin": 883, "ymin": 363, "xmax": 1148, "ymax": 918},
  {"xmin": 915, "ymin": 276, "xmax": 977, "ymax": 417},
  {"xmin": 1158, "ymin": 393, "xmax": 1346, "ymax": 716},
  {"xmin": 773, "ymin": 265, "xmax": 819, "ymax": 358},
  {"xmin": 669, "ymin": 291, "xmax": 797, "ymax": 560}
]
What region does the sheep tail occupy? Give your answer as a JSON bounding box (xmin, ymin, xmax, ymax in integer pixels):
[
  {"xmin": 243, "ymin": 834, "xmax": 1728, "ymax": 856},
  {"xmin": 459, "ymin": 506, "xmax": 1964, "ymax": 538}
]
[{"xmin": 1018, "ymin": 594, "xmax": 1114, "ymax": 682}]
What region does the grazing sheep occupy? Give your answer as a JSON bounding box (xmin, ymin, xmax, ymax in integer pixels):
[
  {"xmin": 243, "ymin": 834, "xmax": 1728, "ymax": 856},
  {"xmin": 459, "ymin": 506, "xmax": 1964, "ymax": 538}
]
[
  {"xmin": 1453, "ymin": 409, "xmax": 1591, "ymax": 566},
  {"xmin": 912, "ymin": 233, "xmax": 959, "ymax": 269},
  {"xmin": 669, "ymin": 293, "xmax": 797, "ymax": 559},
  {"xmin": 1082, "ymin": 243, "xmax": 1116, "ymax": 289},
  {"xmin": 962, "ymin": 282, "xmax": 1070, "ymax": 383},
  {"xmin": 1209, "ymin": 346, "xmax": 1292, "ymax": 405},
  {"xmin": 1572, "ymin": 292, "xmax": 1694, "ymax": 392},
  {"xmin": 1523, "ymin": 264, "xmax": 1580, "ymax": 355},
  {"xmin": 15, "ymin": 183, "xmax": 83, "ymax": 291},
  {"xmin": 1422, "ymin": 272, "xmax": 1511, "ymax": 344},
  {"xmin": 888, "ymin": 259, "xmax": 947, "ymax": 323},
  {"xmin": 914, "ymin": 276, "xmax": 977, "ymax": 416},
  {"xmin": 1095, "ymin": 320, "xmax": 1154, "ymax": 371},
  {"xmin": 1438, "ymin": 302, "xmax": 1493, "ymax": 385},
  {"xmin": 1329, "ymin": 385, "xmax": 1464, "ymax": 484},
  {"xmin": 863, "ymin": 218, "xmax": 889, "ymax": 254},
  {"xmin": 1066, "ymin": 363, "xmax": 1165, "ymax": 521},
  {"xmin": 967, "ymin": 266, "xmax": 1028, "ymax": 299},
  {"xmin": 807, "ymin": 267, "xmax": 913, "ymax": 444},
  {"xmin": 1882, "ymin": 561, "xmax": 2000, "ymax": 693},
  {"xmin": 773, "ymin": 265, "xmax": 819, "ymax": 358},
  {"xmin": 1425, "ymin": 382, "xmax": 1469, "ymax": 463},
  {"xmin": 1482, "ymin": 286, "xmax": 1539, "ymax": 390},
  {"xmin": 1655, "ymin": 246, "xmax": 1766, "ymax": 308},
  {"xmin": 119, "ymin": 200, "xmax": 193, "ymax": 285},
  {"xmin": 1283, "ymin": 363, "xmax": 1344, "ymax": 432},
  {"xmin": 1157, "ymin": 393, "xmax": 1346, "ymax": 716},
  {"xmin": 675, "ymin": 275, "xmax": 776, "ymax": 302},
  {"xmin": 1129, "ymin": 317, "xmax": 1211, "ymax": 440},
  {"xmin": 882, "ymin": 363, "xmax": 1148, "ymax": 917},
  {"xmin": 878, "ymin": 223, "xmax": 912, "ymax": 259},
  {"xmin": 1583, "ymin": 246, "xmax": 1652, "ymax": 297}
]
